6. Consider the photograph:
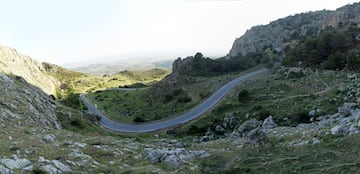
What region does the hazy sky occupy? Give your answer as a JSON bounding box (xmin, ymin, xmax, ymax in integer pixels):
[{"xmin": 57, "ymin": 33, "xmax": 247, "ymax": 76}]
[{"xmin": 0, "ymin": 0, "xmax": 358, "ymax": 66}]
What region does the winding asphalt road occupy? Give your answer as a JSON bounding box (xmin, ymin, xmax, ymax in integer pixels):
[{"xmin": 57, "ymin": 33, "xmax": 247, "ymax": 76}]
[{"xmin": 80, "ymin": 68, "xmax": 268, "ymax": 133}]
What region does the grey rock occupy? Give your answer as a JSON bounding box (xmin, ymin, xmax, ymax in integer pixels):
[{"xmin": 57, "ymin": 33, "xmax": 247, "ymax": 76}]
[
  {"xmin": 173, "ymin": 142, "xmax": 185, "ymax": 148},
  {"xmin": 338, "ymin": 103, "xmax": 356, "ymax": 116},
  {"xmin": 309, "ymin": 109, "xmax": 321, "ymax": 117},
  {"xmin": 66, "ymin": 141, "xmax": 87, "ymax": 148},
  {"xmin": 348, "ymin": 124, "xmax": 359, "ymax": 135},
  {"xmin": 237, "ymin": 118, "xmax": 262, "ymax": 135},
  {"xmin": 191, "ymin": 150, "xmax": 211, "ymax": 158},
  {"xmin": 215, "ymin": 125, "xmax": 225, "ymax": 134},
  {"xmin": 38, "ymin": 156, "xmax": 50, "ymax": 164},
  {"xmin": 262, "ymin": 115, "xmax": 277, "ymax": 132},
  {"xmin": 68, "ymin": 149, "xmax": 91, "ymax": 159},
  {"xmin": 143, "ymin": 148, "xmax": 163, "ymax": 163},
  {"xmin": 164, "ymin": 154, "xmax": 181, "ymax": 169},
  {"xmin": 24, "ymin": 149, "xmax": 36, "ymax": 154},
  {"xmin": 51, "ymin": 160, "xmax": 71, "ymax": 172},
  {"xmin": 0, "ymin": 164, "xmax": 13, "ymax": 174},
  {"xmin": 244, "ymin": 128, "xmax": 266, "ymax": 144},
  {"xmin": 41, "ymin": 164, "xmax": 61, "ymax": 174},
  {"xmin": 347, "ymin": 73, "xmax": 358, "ymax": 80},
  {"xmin": 22, "ymin": 165, "xmax": 33, "ymax": 172},
  {"xmin": 42, "ymin": 134, "xmax": 56, "ymax": 143},
  {"xmin": 143, "ymin": 148, "xmax": 210, "ymax": 169},
  {"xmin": 331, "ymin": 125, "xmax": 346, "ymax": 136},
  {"xmin": 200, "ymin": 136, "xmax": 209, "ymax": 142},
  {"xmin": 289, "ymin": 140, "xmax": 310, "ymax": 146},
  {"xmin": 223, "ymin": 114, "xmax": 237, "ymax": 128},
  {"xmin": 312, "ymin": 137, "xmax": 320, "ymax": 145},
  {"xmin": 0, "ymin": 155, "xmax": 31, "ymax": 170}
]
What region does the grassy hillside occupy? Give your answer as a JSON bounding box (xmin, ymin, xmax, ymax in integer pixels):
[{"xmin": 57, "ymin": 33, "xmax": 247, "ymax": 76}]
[
  {"xmin": 86, "ymin": 68, "xmax": 246, "ymax": 123},
  {"xmin": 176, "ymin": 67, "xmax": 350, "ymax": 135},
  {"xmin": 199, "ymin": 133, "xmax": 360, "ymax": 173},
  {"xmin": 87, "ymin": 65, "xmax": 350, "ymax": 132},
  {"xmin": 43, "ymin": 62, "xmax": 170, "ymax": 109}
]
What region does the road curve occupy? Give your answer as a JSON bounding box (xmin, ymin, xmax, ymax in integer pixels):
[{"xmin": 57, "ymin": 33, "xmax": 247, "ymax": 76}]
[{"xmin": 80, "ymin": 68, "xmax": 268, "ymax": 133}]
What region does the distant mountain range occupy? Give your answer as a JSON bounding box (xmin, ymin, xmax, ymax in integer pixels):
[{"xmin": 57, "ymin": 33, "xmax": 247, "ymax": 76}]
[{"xmin": 71, "ymin": 59, "xmax": 173, "ymax": 76}]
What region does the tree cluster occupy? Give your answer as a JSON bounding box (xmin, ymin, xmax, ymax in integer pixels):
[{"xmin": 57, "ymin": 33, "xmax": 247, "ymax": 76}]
[
  {"xmin": 283, "ymin": 25, "xmax": 360, "ymax": 71},
  {"xmin": 178, "ymin": 50, "xmax": 280, "ymax": 76}
]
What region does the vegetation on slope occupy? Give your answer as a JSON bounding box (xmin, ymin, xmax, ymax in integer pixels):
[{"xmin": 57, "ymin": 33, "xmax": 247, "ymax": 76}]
[
  {"xmin": 199, "ymin": 134, "xmax": 360, "ymax": 173},
  {"xmin": 174, "ymin": 68, "xmax": 350, "ymax": 135},
  {"xmin": 283, "ymin": 24, "xmax": 360, "ymax": 70},
  {"xmin": 43, "ymin": 62, "xmax": 170, "ymax": 110},
  {"xmin": 86, "ymin": 70, "xmax": 246, "ymax": 123},
  {"xmin": 174, "ymin": 52, "xmax": 279, "ymax": 76}
]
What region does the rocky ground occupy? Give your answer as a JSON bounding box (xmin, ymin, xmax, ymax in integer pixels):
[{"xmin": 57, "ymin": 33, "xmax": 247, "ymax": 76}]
[
  {"xmin": 1, "ymin": 68, "xmax": 359, "ymax": 173},
  {"xmin": 197, "ymin": 71, "xmax": 360, "ymax": 144}
]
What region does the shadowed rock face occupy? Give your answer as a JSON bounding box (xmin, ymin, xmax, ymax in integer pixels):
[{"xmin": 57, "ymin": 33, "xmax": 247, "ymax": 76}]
[
  {"xmin": 0, "ymin": 73, "xmax": 60, "ymax": 130},
  {"xmin": 228, "ymin": 2, "xmax": 360, "ymax": 58},
  {"xmin": 0, "ymin": 45, "xmax": 58, "ymax": 95}
]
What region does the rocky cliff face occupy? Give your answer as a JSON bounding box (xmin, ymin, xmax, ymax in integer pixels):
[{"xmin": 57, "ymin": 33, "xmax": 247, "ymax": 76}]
[
  {"xmin": 228, "ymin": 2, "xmax": 360, "ymax": 57},
  {"xmin": 0, "ymin": 73, "xmax": 60, "ymax": 129},
  {"xmin": 0, "ymin": 45, "xmax": 58, "ymax": 95}
]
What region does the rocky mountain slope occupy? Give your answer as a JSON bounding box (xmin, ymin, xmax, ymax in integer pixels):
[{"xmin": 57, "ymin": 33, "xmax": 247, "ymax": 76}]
[
  {"xmin": 0, "ymin": 70, "xmax": 212, "ymax": 173},
  {"xmin": 0, "ymin": 73, "xmax": 60, "ymax": 130},
  {"xmin": 228, "ymin": 2, "xmax": 360, "ymax": 57},
  {"xmin": 0, "ymin": 45, "xmax": 58, "ymax": 95}
]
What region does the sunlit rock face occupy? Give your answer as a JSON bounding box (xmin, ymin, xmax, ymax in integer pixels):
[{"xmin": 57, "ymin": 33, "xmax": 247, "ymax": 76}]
[{"xmin": 0, "ymin": 45, "xmax": 58, "ymax": 95}]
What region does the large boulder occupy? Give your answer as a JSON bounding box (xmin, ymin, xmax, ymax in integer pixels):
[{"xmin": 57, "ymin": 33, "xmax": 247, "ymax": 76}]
[
  {"xmin": 0, "ymin": 155, "xmax": 31, "ymax": 170},
  {"xmin": 331, "ymin": 125, "xmax": 346, "ymax": 136},
  {"xmin": 51, "ymin": 160, "xmax": 71, "ymax": 173},
  {"xmin": 42, "ymin": 134, "xmax": 56, "ymax": 143},
  {"xmin": 237, "ymin": 118, "xmax": 262, "ymax": 135},
  {"xmin": 244, "ymin": 128, "xmax": 266, "ymax": 144},
  {"xmin": 215, "ymin": 125, "xmax": 225, "ymax": 134},
  {"xmin": 231, "ymin": 118, "xmax": 266, "ymax": 144},
  {"xmin": 262, "ymin": 115, "xmax": 277, "ymax": 132},
  {"xmin": 143, "ymin": 148, "xmax": 210, "ymax": 169},
  {"xmin": 338, "ymin": 103, "xmax": 357, "ymax": 116}
]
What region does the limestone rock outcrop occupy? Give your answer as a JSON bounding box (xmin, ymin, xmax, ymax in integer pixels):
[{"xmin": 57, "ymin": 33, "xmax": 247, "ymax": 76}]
[
  {"xmin": 0, "ymin": 45, "xmax": 58, "ymax": 95},
  {"xmin": 0, "ymin": 73, "xmax": 60, "ymax": 129},
  {"xmin": 228, "ymin": 2, "xmax": 360, "ymax": 58}
]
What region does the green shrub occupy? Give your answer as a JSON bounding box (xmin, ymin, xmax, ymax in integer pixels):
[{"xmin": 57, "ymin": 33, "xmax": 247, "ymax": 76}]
[
  {"xmin": 133, "ymin": 116, "xmax": 145, "ymax": 122},
  {"xmin": 70, "ymin": 117, "xmax": 85, "ymax": 129},
  {"xmin": 238, "ymin": 90, "xmax": 250, "ymax": 103},
  {"xmin": 178, "ymin": 96, "xmax": 192, "ymax": 103}
]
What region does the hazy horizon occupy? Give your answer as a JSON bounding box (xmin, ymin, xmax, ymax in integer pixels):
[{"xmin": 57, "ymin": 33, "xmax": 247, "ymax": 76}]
[{"xmin": 0, "ymin": 0, "xmax": 358, "ymax": 67}]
